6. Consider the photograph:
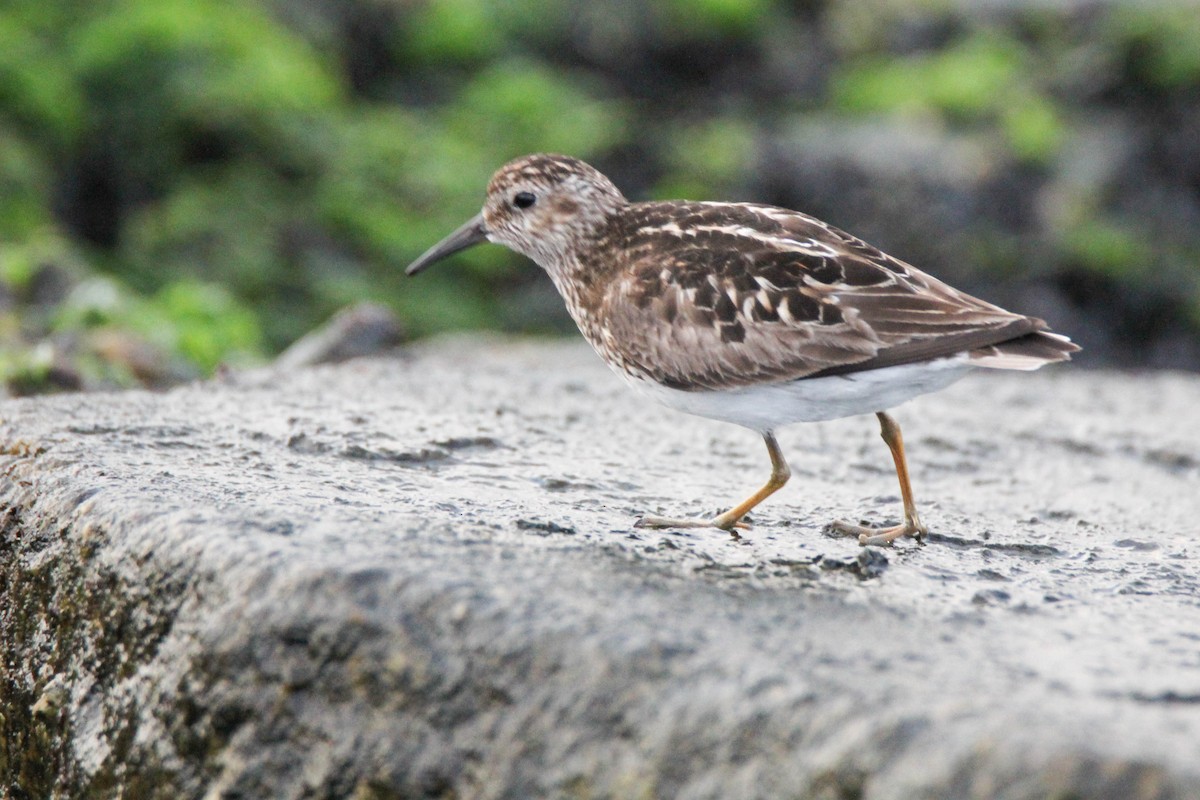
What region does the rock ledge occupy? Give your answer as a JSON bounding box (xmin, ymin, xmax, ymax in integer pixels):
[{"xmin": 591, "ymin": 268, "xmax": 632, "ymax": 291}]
[{"xmin": 2, "ymin": 337, "xmax": 1198, "ymax": 799}]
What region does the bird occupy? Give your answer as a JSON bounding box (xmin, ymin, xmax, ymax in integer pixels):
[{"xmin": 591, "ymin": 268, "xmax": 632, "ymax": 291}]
[{"xmin": 406, "ymin": 154, "xmax": 1079, "ymax": 545}]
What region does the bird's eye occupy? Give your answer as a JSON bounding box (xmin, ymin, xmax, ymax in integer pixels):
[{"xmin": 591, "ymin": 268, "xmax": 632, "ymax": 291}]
[{"xmin": 513, "ymin": 191, "xmax": 536, "ymax": 209}]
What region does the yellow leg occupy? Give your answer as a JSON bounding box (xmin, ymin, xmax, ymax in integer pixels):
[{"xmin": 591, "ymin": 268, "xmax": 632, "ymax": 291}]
[
  {"xmin": 830, "ymin": 411, "xmax": 928, "ymax": 546},
  {"xmin": 635, "ymin": 432, "xmax": 791, "ymax": 532}
]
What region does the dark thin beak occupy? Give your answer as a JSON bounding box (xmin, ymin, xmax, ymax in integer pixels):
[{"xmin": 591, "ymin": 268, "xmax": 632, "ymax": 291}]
[{"xmin": 405, "ymin": 213, "xmax": 489, "ymax": 276}]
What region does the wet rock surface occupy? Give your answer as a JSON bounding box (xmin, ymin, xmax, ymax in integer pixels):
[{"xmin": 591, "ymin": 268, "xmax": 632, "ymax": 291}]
[{"xmin": 1, "ymin": 336, "xmax": 1199, "ymax": 799}]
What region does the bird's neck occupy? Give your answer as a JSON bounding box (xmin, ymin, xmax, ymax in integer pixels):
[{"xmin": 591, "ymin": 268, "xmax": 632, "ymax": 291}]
[{"xmin": 539, "ymin": 210, "xmax": 629, "ymax": 348}]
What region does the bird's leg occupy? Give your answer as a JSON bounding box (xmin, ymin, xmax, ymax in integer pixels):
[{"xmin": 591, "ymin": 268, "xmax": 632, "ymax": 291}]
[
  {"xmin": 830, "ymin": 411, "xmax": 927, "ymax": 546},
  {"xmin": 635, "ymin": 432, "xmax": 791, "ymax": 532}
]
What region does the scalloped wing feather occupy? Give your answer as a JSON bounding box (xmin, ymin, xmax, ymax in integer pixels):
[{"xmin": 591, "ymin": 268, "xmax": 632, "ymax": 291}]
[{"xmin": 598, "ymin": 202, "xmax": 1072, "ymax": 391}]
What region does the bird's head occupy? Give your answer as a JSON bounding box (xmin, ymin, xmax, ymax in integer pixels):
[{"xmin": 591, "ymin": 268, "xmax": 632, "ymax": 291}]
[{"xmin": 405, "ymin": 154, "xmax": 627, "ymax": 277}]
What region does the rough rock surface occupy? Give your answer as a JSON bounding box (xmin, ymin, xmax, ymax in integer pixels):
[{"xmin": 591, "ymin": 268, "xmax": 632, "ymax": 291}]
[{"xmin": 1, "ymin": 336, "xmax": 1198, "ymax": 799}]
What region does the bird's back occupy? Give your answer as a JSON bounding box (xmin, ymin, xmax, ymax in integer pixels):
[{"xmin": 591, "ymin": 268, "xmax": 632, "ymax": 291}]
[{"xmin": 580, "ymin": 200, "xmax": 1076, "ymax": 392}]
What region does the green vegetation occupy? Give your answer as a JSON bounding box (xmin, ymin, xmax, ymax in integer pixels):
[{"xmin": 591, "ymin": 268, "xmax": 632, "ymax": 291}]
[
  {"xmin": 831, "ymin": 32, "xmax": 1068, "ymax": 164},
  {"xmin": 1061, "ymin": 219, "xmax": 1145, "ymax": 281},
  {"xmin": 1112, "ymin": 6, "xmax": 1200, "ymax": 88},
  {"xmin": 0, "ymin": 0, "xmax": 1198, "ymax": 392},
  {"xmin": 0, "ymin": 0, "xmax": 643, "ymax": 392}
]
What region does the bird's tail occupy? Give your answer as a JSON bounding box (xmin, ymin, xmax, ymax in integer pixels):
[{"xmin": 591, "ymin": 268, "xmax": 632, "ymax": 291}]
[{"xmin": 968, "ymin": 330, "xmax": 1080, "ymax": 371}]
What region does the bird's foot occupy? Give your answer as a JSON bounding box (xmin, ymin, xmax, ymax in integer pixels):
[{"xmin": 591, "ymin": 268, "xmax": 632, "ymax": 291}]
[
  {"xmin": 828, "ymin": 517, "xmax": 926, "ymax": 547},
  {"xmin": 634, "ymin": 514, "xmax": 750, "ymax": 532}
]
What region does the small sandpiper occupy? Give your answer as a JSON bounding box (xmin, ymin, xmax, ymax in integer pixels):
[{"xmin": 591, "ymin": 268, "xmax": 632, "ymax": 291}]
[{"xmin": 407, "ymin": 154, "xmax": 1078, "ymax": 545}]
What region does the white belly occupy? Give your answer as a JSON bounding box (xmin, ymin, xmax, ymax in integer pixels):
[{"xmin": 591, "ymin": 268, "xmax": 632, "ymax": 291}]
[{"xmin": 620, "ymin": 356, "xmax": 973, "ymax": 432}]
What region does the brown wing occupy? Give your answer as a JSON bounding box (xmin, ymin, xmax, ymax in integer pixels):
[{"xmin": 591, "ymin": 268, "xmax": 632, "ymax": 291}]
[{"xmin": 600, "ymin": 201, "xmax": 1050, "ymax": 391}]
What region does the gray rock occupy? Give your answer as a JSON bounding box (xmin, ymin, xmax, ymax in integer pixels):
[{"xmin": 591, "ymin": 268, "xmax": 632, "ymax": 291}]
[
  {"xmin": 2, "ymin": 336, "xmax": 1199, "ymax": 799},
  {"xmin": 275, "ymin": 302, "xmax": 406, "ymax": 370}
]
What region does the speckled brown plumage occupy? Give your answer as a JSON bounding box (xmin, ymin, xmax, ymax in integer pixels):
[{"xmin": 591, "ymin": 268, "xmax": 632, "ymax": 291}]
[
  {"xmin": 581, "ymin": 199, "xmax": 1069, "ymax": 391},
  {"xmin": 406, "ymin": 153, "xmax": 1080, "ymax": 544}
]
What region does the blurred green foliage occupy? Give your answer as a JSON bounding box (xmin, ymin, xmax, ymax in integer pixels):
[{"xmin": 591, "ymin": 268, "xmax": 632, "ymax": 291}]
[
  {"xmin": 1062, "ymin": 219, "xmax": 1145, "ymax": 281},
  {"xmin": 1112, "ymin": 5, "xmax": 1200, "ymax": 88},
  {"xmin": 831, "ymin": 33, "xmax": 1068, "ymax": 164},
  {"xmin": 660, "ymin": 0, "xmax": 779, "ymax": 37},
  {"xmin": 0, "ymin": 0, "xmax": 1199, "ymax": 392}
]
